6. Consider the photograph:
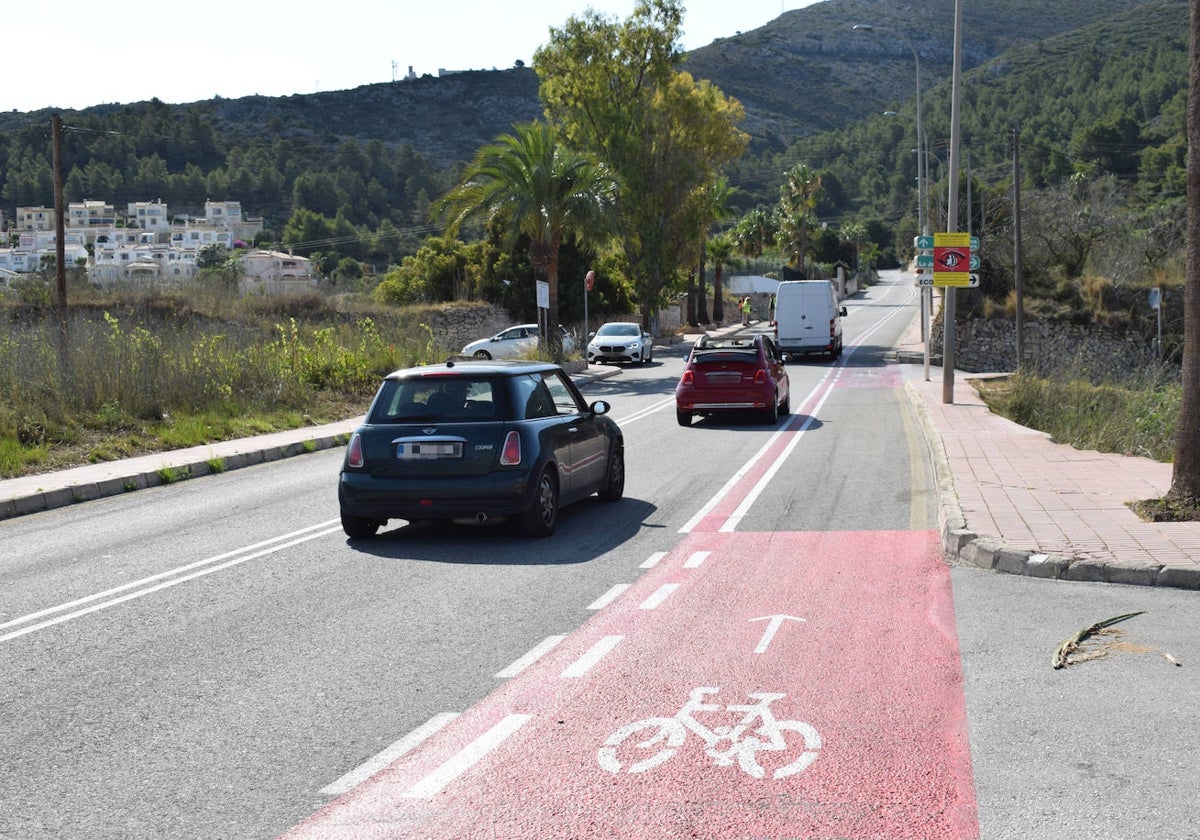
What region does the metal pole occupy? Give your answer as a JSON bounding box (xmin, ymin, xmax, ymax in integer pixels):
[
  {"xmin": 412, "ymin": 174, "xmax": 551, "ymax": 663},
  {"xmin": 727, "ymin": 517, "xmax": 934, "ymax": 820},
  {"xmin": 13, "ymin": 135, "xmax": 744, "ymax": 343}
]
[{"xmin": 942, "ymin": 0, "xmax": 964, "ymax": 404}]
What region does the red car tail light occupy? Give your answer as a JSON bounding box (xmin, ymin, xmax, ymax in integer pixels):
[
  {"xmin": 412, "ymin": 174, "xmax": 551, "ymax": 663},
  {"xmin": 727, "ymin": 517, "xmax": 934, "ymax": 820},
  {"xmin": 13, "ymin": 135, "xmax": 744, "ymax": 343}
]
[
  {"xmin": 754, "ymin": 369, "xmax": 767, "ymax": 384},
  {"xmin": 681, "ymin": 370, "xmax": 694, "ymax": 385},
  {"xmin": 500, "ymin": 430, "xmax": 522, "ymax": 465},
  {"xmin": 347, "ymin": 433, "xmax": 365, "ymax": 468},
  {"xmin": 829, "ymin": 318, "xmax": 837, "ymax": 337}
]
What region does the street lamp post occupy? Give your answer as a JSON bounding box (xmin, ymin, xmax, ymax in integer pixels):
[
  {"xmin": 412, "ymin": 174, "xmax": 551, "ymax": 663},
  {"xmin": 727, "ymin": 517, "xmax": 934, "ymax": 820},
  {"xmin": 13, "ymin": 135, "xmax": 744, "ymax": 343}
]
[{"xmin": 853, "ymin": 22, "xmax": 930, "ymax": 379}]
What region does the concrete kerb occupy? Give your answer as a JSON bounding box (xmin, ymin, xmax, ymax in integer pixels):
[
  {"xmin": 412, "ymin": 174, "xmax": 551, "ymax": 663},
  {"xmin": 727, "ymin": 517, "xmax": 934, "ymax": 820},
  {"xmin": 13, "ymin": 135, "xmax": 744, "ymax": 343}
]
[{"xmin": 904, "ymin": 380, "xmax": 1200, "ymax": 590}]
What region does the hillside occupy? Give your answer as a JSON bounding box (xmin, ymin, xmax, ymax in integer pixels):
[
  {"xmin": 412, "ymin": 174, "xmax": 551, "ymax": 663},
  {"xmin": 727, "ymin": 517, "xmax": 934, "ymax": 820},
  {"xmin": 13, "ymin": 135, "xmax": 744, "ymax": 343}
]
[{"xmin": 0, "ymin": 0, "xmax": 1158, "ymax": 167}]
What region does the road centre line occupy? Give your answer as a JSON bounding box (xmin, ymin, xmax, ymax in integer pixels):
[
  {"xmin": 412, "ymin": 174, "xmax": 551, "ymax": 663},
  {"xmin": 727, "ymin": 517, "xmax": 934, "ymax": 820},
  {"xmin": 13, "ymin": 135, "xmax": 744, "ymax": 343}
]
[
  {"xmin": 560, "ymin": 635, "xmax": 623, "ymax": 678},
  {"xmin": 0, "ymin": 521, "xmax": 343, "ymax": 644},
  {"xmin": 401, "ymin": 714, "xmax": 532, "ymax": 800},
  {"xmin": 495, "ymin": 635, "xmax": 566, "ymax": 679},
  {"xmin": 320, "ymin": 712, "xmax": 459, "ymax": 797},
  {"xmin": 683, "ymin": 551, "xmax": 711, "ymax": 568},
  {"xmin": 614, "ymin": 396, "xmax": 676, "ymax": 425}
]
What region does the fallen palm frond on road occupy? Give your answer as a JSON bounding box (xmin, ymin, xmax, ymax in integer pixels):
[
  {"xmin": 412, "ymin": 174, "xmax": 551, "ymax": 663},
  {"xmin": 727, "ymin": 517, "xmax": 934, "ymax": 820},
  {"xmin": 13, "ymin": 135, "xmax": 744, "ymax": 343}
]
[{"xmin": 1051, "ymin": 611, "xmax": 1146, "ymax": 669}]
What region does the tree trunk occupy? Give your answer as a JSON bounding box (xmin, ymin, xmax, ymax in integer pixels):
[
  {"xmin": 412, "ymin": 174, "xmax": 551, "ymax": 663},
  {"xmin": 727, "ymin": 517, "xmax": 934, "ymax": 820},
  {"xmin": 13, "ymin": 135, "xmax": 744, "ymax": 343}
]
[
  {"xmin": 1169, "ymin": 0, "xmax": 1200, "ymax": 502},
  {"xmin": 697, "ymin": 236, "xmax": 710, "ymax": 324},
  {"xmin": 713, "ymin": 262, "xmax": 725, "ymax": 323},
  {"xmin": 532, "ymin": 238, "xmax": 564, "ymax": 363}
]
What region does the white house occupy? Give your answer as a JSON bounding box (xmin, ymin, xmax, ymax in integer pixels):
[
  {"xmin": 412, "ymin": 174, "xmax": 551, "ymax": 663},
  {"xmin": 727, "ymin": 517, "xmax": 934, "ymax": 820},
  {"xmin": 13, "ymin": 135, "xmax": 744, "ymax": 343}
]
[{"xmin": 238, "ymin": 249, "xmax": 317, "ymax": 295}]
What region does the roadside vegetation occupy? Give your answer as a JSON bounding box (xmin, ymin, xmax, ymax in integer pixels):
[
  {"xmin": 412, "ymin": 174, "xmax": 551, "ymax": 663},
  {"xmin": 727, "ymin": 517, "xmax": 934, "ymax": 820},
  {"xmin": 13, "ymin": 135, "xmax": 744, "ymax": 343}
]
[
  {"xmin": 973, "ymin": 369, "xmax": 1180, "ymax": 463},
  {"xmin": 0, "ymin": 287, "xmax": 444, "ymax": 478}
]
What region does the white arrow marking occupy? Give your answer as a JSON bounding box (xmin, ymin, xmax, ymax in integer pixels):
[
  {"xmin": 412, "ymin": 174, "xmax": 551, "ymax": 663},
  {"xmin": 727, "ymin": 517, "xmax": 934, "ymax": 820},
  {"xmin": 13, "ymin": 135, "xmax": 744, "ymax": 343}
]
[{"xmin": 751, "ymin": 614, "xmax": 807, "ymax": 654}]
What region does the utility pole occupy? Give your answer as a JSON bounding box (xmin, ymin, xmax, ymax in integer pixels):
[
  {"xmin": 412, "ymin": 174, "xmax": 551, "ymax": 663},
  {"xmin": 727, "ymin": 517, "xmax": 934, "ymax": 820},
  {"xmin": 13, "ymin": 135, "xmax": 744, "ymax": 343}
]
[
  {"xmin": 942, "ymin": 0, "xmax": 964, "ymax": 403},
  {"xmin": 1013, "ymin": 127, "xmax": 1025, "ymax": 368},
  {"xmin": 52, "ymin": 114, "xmax": 70, "ymax": 383}
]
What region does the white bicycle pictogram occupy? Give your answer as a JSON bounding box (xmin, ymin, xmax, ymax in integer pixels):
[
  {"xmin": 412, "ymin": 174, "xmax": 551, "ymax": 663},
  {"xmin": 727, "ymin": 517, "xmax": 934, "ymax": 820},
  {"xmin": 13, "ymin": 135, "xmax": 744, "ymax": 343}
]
[{"xmin": 597, "ymin": 686, "xmax": 821, "ymax": 779}]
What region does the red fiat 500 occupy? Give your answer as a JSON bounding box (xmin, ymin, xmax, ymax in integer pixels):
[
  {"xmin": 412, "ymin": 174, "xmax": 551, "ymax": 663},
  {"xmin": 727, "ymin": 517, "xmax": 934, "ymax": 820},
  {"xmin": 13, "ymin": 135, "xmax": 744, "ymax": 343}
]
[{"xmin": 675, "ymin": 334, "xmax": 790, "ymax": 426}]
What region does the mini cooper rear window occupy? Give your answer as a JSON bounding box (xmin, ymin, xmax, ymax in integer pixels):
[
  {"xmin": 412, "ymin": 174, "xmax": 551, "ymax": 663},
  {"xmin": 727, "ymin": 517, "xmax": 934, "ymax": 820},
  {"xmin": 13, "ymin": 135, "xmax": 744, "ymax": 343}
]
[{"xmin": 371, "ymin": 377, "xmax": 499, "ymax": 422}]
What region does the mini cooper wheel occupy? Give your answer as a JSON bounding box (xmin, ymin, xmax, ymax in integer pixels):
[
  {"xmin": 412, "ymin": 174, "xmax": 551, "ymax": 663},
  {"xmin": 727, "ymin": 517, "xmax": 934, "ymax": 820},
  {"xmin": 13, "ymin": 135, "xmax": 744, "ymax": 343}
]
[
  {"xmin": 341, "ymin": 512, "xmax": 380, "ymax": 539},
  {"xmin": 521, "ymin": 467, "xmax": 560, "ymax": 537},
  {"xmin": 598, "ymin": 445, "xmax": 625, "ymax": 501}
]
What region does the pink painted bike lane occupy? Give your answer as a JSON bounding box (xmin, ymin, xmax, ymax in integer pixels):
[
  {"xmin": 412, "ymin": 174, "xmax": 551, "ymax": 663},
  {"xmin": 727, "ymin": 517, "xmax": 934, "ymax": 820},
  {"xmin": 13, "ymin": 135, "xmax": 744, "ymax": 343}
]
[{"xmin": 281, "ymin": 528, "xmax": 979, "ymax": 839}]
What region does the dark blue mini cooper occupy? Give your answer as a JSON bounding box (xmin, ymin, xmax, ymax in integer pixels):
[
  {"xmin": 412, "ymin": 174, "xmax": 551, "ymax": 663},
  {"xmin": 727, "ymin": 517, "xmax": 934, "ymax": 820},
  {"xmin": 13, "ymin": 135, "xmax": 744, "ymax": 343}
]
[{"xmin": 338, "ymin": 360, "xmax": 624, "ymax": 539}]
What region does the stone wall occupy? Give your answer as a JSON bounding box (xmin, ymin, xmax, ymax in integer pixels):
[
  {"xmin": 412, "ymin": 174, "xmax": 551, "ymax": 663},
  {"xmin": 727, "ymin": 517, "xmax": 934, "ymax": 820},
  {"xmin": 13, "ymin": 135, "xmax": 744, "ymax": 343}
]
[
  {"xmin": 928, "ymin": 315, "xmax": 1161, "ymax": 379},
  {"xmin": 421, "ymin": 303, "xmax": 516, "ymax": 355}
]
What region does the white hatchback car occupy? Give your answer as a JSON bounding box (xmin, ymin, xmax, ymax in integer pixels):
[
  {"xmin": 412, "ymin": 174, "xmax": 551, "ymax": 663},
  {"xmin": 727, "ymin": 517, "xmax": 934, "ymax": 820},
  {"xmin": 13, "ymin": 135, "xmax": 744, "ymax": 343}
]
[{"xmin": 462, "ymin": 324, "xmax": 574, "ymax": 359}]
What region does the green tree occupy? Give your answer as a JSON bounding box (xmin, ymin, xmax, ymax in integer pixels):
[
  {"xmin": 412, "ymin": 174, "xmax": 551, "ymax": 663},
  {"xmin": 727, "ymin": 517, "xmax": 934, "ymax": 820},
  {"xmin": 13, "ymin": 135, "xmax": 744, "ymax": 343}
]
[
  {"xmin": 535, "ymin": 0, "xmax": 748, "ymax": 328},
  {"xmin": 706, "ymin": 232, "xmax": 737, "ymax": 324},
  {"xmin": 777, "ymin": 163, "xmax": 824, "ymax": 277},
  {"xmin": 433, "ymin": 121, "xmax": 615, "ymax": 361},
  {"xmin": 692, "ymin": 177, "xmax": 738, "ymax": 325}
]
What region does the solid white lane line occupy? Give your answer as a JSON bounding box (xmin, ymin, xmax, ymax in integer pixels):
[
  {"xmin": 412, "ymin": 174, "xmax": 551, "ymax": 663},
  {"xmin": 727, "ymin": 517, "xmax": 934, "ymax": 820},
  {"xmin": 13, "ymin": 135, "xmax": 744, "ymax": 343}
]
[
  {"xmin": 0, "ymin": 525, "xmax": 343, "ymax": 644},
  {"xmin": 639, "ymin": 551, "xmax": 667, "ymax": 569},
  {"xmin": 320, "ymin": 712, "xmax": 459, "ymax": 797},
  {"xmin": 587, "ymin": 584, "xmax": 630, "ymax": 611},
  {"xmin": 639, "ymin": 583, "xmax": 679, "ymax": 610},
  {"xmin": 559, "ymin": 635, "xmax": 623, "ymax": 678},
  {"xmin": 683, "ymin": 551, "xmax": 710, "ymax": 568},
  {"xmin": 495, "ymin": 635, "xmax": 566, "ymax": 679},
  {"xmin": 402, "ymin": 714, "xmax": 531, "ymax": 800},
  {"xmin": 677, "ymin": 368, "xmax": 834, "ymax": 535},
  {"xmin": 615, "ymin": 396, "xmax": 676, "ymax": 425},
  {"xmin": 719, "ymin": 389, "xmax": 835, "ymax": 533},
  {"xmin": 0, "ymin": 519, "xmax": 341, "ymax": 632}
]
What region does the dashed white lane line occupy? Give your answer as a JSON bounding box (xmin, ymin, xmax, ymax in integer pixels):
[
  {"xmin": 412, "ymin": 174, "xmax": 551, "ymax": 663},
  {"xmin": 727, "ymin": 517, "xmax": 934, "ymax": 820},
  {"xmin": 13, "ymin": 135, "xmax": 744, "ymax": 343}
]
[
  {"xmin": 683, "ymin": 551, "xmax": 710, "ymax": 568},
  {"xmin": 495, "ymin": 635, "xmax": 566, "ymax": 679},
  {"xmin": 559, "ymin": 635, "xmax": 623, "ymax": 678},
  {"xmin": 320, "ymin": 712, "xmax": 459, "ymax": 797},
  {"xmin": 639, "ymin": 583, "xmax": 679, "ymax": 610},
  {"xmin": 640, "ymin": 551, "xmax": 667, "ymax": 569},
  {"xmin": 402, "ymin": 714, "xmax": 532, "ymax": 800},
  {"xmin": 587, "ymin": 584, "xmax": 630, "ymax": 610}
]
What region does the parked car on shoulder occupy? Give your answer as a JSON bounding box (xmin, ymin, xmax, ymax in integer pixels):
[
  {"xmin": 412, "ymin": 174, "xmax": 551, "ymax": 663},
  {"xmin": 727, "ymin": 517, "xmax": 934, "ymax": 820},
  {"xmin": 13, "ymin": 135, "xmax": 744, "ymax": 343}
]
[
  {"xmin": 586, "ymin": 321, "xmax": 653, "ymax": 365},
  {"xmin": 675, "ymin": 333, "xmax": 790, "ymax": 426},
  {"xmin": 462, "ymin": 324, "xmax": 575, "ymax": 359},
  {"xmin": 338, "ymin": 359, "xmax": 624, "ymax": 539}
]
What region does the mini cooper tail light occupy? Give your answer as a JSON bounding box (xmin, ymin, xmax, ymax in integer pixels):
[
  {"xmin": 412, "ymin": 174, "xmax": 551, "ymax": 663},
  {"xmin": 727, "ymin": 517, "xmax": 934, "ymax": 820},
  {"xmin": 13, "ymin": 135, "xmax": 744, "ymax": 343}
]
[
  {"xmin": 681, "ymin": 370, "xmax": 694, "ymax": 385},
  {"xmin": 347, "ymin": 432, "xmax": 365, "ymax": 468},
  {"xmin": 500, "ymin": 430, "xmax": 522, "ymax": 465},
  {"xmin": 754, "ymin": 369, "xmax": 767, "ymax": 384}
]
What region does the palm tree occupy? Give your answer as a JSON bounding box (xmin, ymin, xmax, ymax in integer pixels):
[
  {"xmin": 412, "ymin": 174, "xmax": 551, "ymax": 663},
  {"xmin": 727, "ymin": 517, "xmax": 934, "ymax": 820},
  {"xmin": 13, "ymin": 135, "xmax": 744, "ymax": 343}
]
[
  {"xmin": 433, "ymin": 121, "xmax": 616, "ymax": 361},
  {"xmin": 777, "ymin": 163, "xmax": 824, "ymax": 277},
  {"xmin": 706, "ymin": 232, "xmax": 738, "ymax": 324},
  {"xmin": 692, "ymin": 177, "xmax": 738, "ymax": 325}
]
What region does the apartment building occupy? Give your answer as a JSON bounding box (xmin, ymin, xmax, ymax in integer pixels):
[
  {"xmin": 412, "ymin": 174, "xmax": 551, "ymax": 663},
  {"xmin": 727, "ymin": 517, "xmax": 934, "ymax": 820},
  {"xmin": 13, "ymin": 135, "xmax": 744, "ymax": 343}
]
[{"xmin": 2, "ymin": 196, "xmax": 304, "ymax": 294}]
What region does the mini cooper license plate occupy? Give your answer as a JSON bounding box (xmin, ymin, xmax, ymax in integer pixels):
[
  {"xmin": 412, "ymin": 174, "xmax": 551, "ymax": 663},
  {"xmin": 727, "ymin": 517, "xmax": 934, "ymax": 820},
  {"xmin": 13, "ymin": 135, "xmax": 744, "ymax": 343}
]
[{"xmin": 397, "ymin": 441, "xmax": 462, "ymax": 459}]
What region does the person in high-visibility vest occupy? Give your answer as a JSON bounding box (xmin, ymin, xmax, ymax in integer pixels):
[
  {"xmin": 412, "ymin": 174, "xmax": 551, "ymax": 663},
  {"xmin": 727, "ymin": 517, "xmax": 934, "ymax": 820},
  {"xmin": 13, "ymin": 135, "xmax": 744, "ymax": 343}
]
[{"xmin": 740, "ymin": 296, "xmax": 752, "ymax": 326}]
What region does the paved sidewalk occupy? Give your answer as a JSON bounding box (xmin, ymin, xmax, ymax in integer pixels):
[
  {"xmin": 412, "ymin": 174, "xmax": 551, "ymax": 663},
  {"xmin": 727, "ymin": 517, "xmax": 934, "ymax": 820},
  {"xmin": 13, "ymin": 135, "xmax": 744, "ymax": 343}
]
[{"xmin": 899, "ymin": 323, "xmax": 1200, "ymax": 590}]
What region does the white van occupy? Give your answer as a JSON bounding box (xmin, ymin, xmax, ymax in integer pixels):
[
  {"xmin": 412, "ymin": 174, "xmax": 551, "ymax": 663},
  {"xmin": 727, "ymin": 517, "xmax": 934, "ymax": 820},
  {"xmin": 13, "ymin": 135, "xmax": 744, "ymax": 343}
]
[{"xmin": 772, "ymin": 280, "xmax": 847, "ymax": 360}]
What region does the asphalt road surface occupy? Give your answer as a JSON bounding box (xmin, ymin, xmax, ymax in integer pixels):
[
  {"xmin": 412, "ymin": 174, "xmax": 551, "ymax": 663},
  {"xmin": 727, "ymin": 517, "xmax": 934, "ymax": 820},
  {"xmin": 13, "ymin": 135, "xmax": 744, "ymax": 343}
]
[{"xmin": 2, "ymin": 274, "xmax": 1195, "ymax": 839}]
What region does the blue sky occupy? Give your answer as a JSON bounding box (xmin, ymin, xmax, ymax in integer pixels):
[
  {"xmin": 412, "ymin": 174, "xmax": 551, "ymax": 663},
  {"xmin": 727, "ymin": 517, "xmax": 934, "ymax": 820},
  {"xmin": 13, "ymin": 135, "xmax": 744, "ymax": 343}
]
[{"xmin": 6, "ymin": 0, "xmax": 822, "ymax": 113}]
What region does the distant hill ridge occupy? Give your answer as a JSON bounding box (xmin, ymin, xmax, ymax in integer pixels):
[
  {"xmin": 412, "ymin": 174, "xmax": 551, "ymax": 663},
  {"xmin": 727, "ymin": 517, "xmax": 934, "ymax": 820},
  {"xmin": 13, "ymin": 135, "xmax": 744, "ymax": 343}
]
[{"xmin": 0, "ymin": 0, "xmax": 1160, "ymax": 167}]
